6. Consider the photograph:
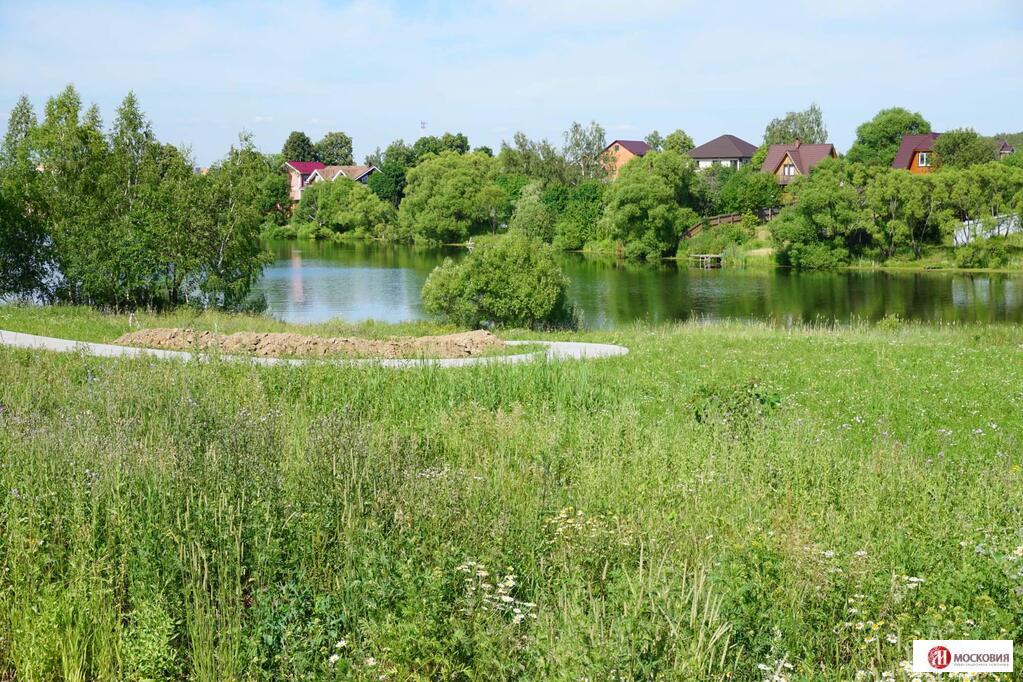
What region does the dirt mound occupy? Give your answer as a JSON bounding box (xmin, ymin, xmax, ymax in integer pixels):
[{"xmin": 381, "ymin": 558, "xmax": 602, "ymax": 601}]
[{"xmin": 113, "ymin": 328, "xmax": 504, "ymax": 359}]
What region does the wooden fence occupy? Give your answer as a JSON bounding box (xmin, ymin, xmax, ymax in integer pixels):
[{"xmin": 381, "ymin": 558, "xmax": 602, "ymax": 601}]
[{"xmin": 681, "ymin": 207, "xmax": 781, "ymax": 240}]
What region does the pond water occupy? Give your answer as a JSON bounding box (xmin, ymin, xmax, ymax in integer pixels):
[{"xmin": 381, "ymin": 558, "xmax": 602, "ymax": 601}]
[{"xmin": 252, "ymin": 240, "xmax": 1023, "ymax": 328}]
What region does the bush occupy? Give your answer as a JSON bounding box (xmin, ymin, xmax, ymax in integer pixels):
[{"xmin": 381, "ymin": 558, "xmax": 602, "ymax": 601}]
[
  {"xmin": 955, "ymin": 238, "xmax": 1010, "ymax": 269},
  {"xmin": 680, "ymin": 214, "xmax": 756, "ymax": 255},
  {"xmin": 421, "ymin": 232, "xmax": 573, "ymax": 329}
]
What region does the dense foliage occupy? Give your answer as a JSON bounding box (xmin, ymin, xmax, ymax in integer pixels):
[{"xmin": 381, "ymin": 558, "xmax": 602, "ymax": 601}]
[
  {"xmin": 846, "ymin": 107, "xmax": 931, "ymax": 167},
  {"xmin": 600, "ymin": 150, "xmax": 703, "ymax": 260},
  {"xmin": 0, "ymin": 86, "xmax": 284, "ymax": 308},
  {"xmin": 291, "ymin": 178, "xmax": 394, "ymax": 239},
  {"xmin": 421, "ymin": 231, "xmax": 572, "ymax": 328},
  {"xmin": 772, "ymin": 157, "xmax": 1023, "ymax": 269}
]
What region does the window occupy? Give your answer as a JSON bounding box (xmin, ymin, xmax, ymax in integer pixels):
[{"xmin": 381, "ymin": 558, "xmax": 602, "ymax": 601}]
[
  {"xmin": 918, "ymin": 152, "xmax": 931, "ymax": 167},
  {"xmin": 730, "ymin": 159, "xmax": 738, "ymax": 169},
  {"xmin": 613, "ymin": 144, "xmax": 620, "ymax": 152},
  {"xmin": 783, "ymin": 163, "xmax": 796, "ymax": 176}
]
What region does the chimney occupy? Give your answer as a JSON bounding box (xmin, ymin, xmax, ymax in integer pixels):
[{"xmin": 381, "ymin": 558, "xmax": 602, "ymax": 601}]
[{"xmin": 794, "ymin": 137, "xmax": 802, "ymax": 148}]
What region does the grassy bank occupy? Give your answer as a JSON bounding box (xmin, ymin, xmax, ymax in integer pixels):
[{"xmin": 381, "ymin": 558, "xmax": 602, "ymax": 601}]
[{"xmin": 2, "ymin": 307, "xmax": 1022, "ymax": 680}]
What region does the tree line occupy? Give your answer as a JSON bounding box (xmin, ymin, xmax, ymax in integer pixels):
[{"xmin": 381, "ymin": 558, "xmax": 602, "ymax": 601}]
[{"xmin": 0, "ymin": 86, "xmax": 289, "ymax": 307}]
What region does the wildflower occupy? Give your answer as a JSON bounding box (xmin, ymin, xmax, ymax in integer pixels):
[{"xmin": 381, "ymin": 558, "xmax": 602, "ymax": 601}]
[
  {"xmin": 854, "ymin": 550, "xmax": 867, "ymax": 559},
  {"xmin": 886, "ymin": 633, "xmax": 898, "ymax": 644},
  {"xmin": 328, "ymin": 654, "xmax": 340, "ymax": 665},
  {"xmin": 335, "ymin": 639, "xmax": 347, "ymax": 648},
  {"xmin": 365, "ymin": 657, "xmax": 377, "ymax": 667},
  {"xmin": 1014, "ymin": 546, "xmax": 1023, "ymax": 557},
  {"xmin": 822, "ymin": 550, "xmax": 835, "ymax": 559}
]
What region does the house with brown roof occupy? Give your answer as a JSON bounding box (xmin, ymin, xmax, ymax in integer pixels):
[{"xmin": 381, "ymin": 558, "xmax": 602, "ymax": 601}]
[
  {"xmin": 998, "ymin": 140, "xmax": 1016, "ymax": 159},
  {"xmin": 761, "ymin": 140, "xmax": 837, "ymax": 185},
  {"xmin": 601, "ymin": 140, "xmax": 651, "ymax": 179},
  {"xmin": 689, "ymin": 134, "xmax": 758, "ymax": 170},
  {"xmin": 306, "ymin": 165, "xmax": 378, "ymax": 186},
  {"xmin": 891, "ymin": 133, "xmax": 940, "ymax": 174}
]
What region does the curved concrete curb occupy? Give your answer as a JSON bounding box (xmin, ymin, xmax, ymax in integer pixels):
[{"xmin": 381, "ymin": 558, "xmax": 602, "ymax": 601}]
[{"xmin": 0, "ymin": 330, "xmax": 628, "ymax": 369}]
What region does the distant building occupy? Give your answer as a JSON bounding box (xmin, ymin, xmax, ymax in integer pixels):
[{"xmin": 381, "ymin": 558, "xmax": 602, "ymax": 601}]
[
  {"xmin": 306, "ymin": 165, "xmax": 378, "ymax": 186},
  {"xmin": 891, "ymin": 133, "xmax": 941, "ymax": 174},
  {"xmin": 688, "ymin": 134, "xmax": 758, "ymax": 170},
  {"xmin": 282, "ymin": 161, "xmax": 326, "ymax": 202},
  {"xmin": 997, "ymin": 140, "xmax": 1016, "ymax": 159},
  {"xmin": 601, "ymin": 140, "xmax": 651, "ymax": 179},
  {"xmin": 761, "ymin": 140, "xmax": 837, "ymax": 185}
]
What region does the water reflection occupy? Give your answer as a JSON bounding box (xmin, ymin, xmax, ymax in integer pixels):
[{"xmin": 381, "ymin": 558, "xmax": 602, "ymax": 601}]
[{"xmin": 251, "ymin": 240, "xmax": 1023, "ymax": 327}]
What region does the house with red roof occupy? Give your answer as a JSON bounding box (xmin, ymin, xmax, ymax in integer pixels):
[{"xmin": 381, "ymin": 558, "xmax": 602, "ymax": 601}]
[
  {"xmin": 601, "ymin": 140, "xmax": 651, "ymax": 179},
  {"xmin": 282, "ymin": 161, "xmax": 325, "ymax": 202},
  {"xmin": 761, "ymin": 140, "xmax": 837, "ymax": 185},
  {"xmin": 891, "ymin": 133, "xmax": 940, "ymax": 174},
  {"xmin": 689, "ymin": 134, "xmax": 758, "ymax": 170}
]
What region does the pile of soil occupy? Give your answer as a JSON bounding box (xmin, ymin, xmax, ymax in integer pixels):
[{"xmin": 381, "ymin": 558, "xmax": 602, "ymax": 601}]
[{"xmin": 113, "ymin": 328, "xmax": 504, "ymax": 359}]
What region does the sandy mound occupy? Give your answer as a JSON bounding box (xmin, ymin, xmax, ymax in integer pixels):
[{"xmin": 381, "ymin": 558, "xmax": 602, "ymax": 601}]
[{"xmin": 113, "ymin": 328, "xmax": 504, "ymax": 359}]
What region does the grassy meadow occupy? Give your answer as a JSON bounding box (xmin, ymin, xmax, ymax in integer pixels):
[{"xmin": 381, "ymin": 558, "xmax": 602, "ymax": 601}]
[{"xmin": 1, "ymin": 306, "xmax": 1022, "ymax": 680}]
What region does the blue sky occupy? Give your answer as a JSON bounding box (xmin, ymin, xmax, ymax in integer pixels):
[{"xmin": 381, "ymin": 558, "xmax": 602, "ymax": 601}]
[{"xmin": 1, "ymin": 0, "xmax": 1021, "ymax": 165}]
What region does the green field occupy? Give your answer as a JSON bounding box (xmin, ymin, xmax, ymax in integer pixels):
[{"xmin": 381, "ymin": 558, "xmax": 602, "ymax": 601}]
[{"xmin": 1, "ymin": 306, "xmax": 1022, "ymax": 680}]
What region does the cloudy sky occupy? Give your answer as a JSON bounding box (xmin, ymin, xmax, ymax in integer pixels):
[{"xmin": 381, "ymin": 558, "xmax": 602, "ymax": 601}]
[{"xmin": 1, "ymin": 0, "xmax": 1020, "ymax": 165}]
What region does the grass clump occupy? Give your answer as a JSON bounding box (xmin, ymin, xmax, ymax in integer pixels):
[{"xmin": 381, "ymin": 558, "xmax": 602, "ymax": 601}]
[{"xmin": 1, "ymin": 306, "xmax": 1023, "ymax": 679}]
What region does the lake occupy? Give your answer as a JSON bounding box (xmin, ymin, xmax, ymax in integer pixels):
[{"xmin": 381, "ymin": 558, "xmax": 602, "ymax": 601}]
[{"xmin": 253, "ymin": 240, "xmax": 1023, "ymax": 328}]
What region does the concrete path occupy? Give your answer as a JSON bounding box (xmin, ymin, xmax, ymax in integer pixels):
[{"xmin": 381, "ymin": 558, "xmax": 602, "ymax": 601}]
[{"xmin": 0, "ymin": 329, "xmax": 628, "ymax": 368}]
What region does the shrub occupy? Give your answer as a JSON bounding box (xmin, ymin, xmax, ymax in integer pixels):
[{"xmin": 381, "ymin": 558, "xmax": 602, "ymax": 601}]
[
  {"xmin": 421, "ymin": 232, "xmax": 573, "ymax": 329},
  {"xmin": 955, "ymin": 238, "xmax": 1010, "ymax": 269},
  {"xmin": 680, "ymin": 215, "xmax": 756, "ymax": 255}
]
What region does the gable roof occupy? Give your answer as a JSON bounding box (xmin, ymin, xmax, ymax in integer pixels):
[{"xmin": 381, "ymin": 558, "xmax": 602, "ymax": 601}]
[
  {"xmin": 891, "ymin": 133, "xmax": 940, "ymax": 169},
  {"xmin": 998, "ymin": 140, "xmax": 1016, "ymax": 154},
  {"xmin": 689, "ymin": 134, "xmax": 757, "ymax": 160},
  {"xmin": 604, "ymin": 140, "xmax": 651, "ymax": 156},
  {"xmin": 283, "ymin": 160, "xmax": 325, "ymax": 174},
  {"xmin": 336, "ymin": 165, "xmax": 377, "ymax": 180},
  {"xmin": 761, "ymin": 142, "xmax": 836, "ymax": 177}
]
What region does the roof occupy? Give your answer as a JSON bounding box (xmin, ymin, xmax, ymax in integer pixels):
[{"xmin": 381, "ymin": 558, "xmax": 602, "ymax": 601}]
[
  {"xmin": 761, "ymin": 142, "xmax": 837, "ymax": 180},
  {"xmin": 689, "ymin": 134, "xmax": 757, "ymax": 160},
  {"xmin": 283, "ymin": 160, "xmax": 325, "ymax": 174},
  {"xmin": 335, "ymin": 165, "xmax": 376, "ymax": 180},
  {"xmin": 998, "ymin": 140, "xmax": 1016, "ymax": 153},
  {"xmin": 604, "ymin": 140, "xmax": 651, "ymax": 156},
  {"xmin": 891, "ymin": 133, "xmax": 940, "ymax": 169}
]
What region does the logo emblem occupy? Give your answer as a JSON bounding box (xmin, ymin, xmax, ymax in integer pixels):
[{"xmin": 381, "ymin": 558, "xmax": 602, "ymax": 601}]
[{"xmin": 928, "ymin": 645, "xmax": 952, "ymax": 670}]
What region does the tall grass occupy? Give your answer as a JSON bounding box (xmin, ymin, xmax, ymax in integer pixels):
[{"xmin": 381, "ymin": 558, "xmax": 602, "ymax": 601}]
[{"xmin": 1, "ymin": 307, "xmax": 1022, "ymax": 679}]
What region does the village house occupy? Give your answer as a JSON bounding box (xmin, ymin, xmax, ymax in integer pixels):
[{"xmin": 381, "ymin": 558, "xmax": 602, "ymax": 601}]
[
  {"xmin": 306, "ymin": 165, "xmax": 378, "ymax": 186},
  {"xmin": 601, "ymin": 140, "xmax": 651, "ymax": 179},
  {"xmin": 688, "ymin": 134, "xmax": 758, "ymax": 169},
  {"xmin": 761, "ymin": 140, "xmax": 838, "ymax": 185},
  {"xmin": 282, "ymin": 161, "xmax": 326, "ymax": 202},
  {"xmin": 998, "ymin": 140, "xmax": 1016, "ymax": 158},
  {"xmin": 282, "ymin": 161, "xmax": 379, "ymax": 202},
  {"xmin": 891, "ymin": 133, "xmax": 941, "ymax": 174}
]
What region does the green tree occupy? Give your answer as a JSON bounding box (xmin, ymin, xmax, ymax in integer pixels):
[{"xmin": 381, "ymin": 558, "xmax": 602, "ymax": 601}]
[
  {"xmin": 663, "ymin": 129, "xmax": 695, "ymax": 156},
  {"xmin": 398, "ymin": 151, "xmax": 505, "ymax": 243},
  {"xmin": 508, "ymin": 182, "xmax": 557, "ymax": 242},
  {"xmin": 0, "ymin": 94, "xmax": 48, "ymax": 297},
  {"xmin": 552, "ymin": 180, "xmax": 604, "ymax": 251},
  {"xmin": 367, "ymin": 161, "xmax": 407, "ymax": 207},
  {"xmin": 864, "ymin": 170, "xmax": 935, "ymax": 258},
  {"xmin": 497, "ymin": 132, "xmax": 575, "ymax": 186},
  {"xmin": 763, "ymin": 103, "xmax": 828, "ymax": 146},
  {"xmin": 599, "ymin": 150, "xmax": 702, "ymax": 260},
  {"xmin": 563, "ymin": 121, "xmax": 607, "ymax": 180},
  {"xmin": 313, "ymin": 178, "xmax": 394, "ymax": 237},
  {"xmin": 934, "ymin": 128, "xmax": 997, "ymax": 169},
  {"xmin": 846, "ymin": 107, "xmax": 931, "ymax": 167},
  {"xmin": 644, "ymin": 130, "xmax": 665, "ymax": 152},
  {"xmin": 315, "ymin": 131, "xmax": 354, "ymax": 165},
  {"xmin": 718, "ymin": 166, "xmax": 782, "ymax": 214},
  {"xmin": 281, "ymin": 131, "xmax": 316, "ymax": 161},
  {"xmin": 421, "ymin": 231, "xmax": 572, "ymax": 328}
]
